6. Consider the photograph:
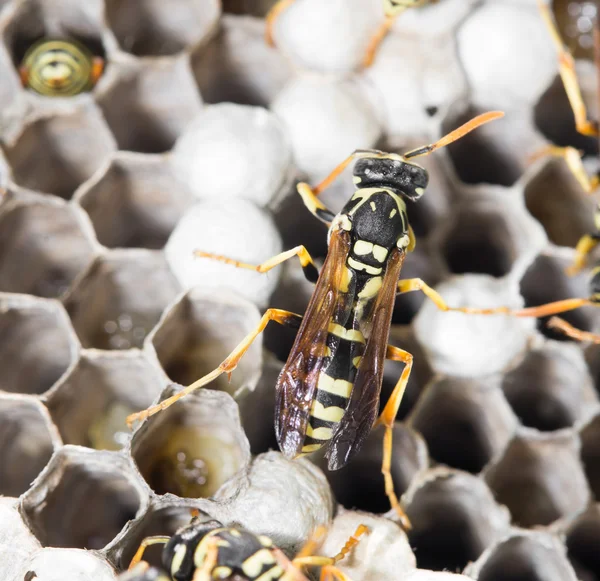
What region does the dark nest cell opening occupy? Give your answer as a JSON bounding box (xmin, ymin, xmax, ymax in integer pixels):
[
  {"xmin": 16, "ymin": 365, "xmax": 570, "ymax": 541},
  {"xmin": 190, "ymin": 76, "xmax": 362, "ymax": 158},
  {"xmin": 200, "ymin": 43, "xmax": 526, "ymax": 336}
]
[
  {"xmin": 580, "ymin": 417, "xmax": 600, "ymax": 500},
  {"xmin": 442, "ymin": 106, "xmax": 522, "ymax": 187},
  {"xmin": 567, "ymin": 509, "xmax": 600, "ymax": 581},
  {"xmin": 23, "ymin": 464, "xmax": 141, "ymax": 550}
]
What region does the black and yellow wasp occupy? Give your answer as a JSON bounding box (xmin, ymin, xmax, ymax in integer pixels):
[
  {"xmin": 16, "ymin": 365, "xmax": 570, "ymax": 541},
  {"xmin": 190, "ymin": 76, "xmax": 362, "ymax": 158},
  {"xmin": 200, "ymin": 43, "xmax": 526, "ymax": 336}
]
[
  {"xmin": 265, "ymin": 0, "xmax": 430, "ymax": 67},
  {"xmin": 118, "ymin": 514, "xmax": 366, "ymax": 581},
  {"xmin": 127, "ymin": 111, "xmax": 504, "ymax": 525}
]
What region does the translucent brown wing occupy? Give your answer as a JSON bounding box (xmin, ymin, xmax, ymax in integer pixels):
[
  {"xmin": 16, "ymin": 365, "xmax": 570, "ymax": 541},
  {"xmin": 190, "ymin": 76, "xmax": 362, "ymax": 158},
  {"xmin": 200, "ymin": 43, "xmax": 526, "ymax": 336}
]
[
  {"xmin": 275, "ymin": 228, "xmax": 353, "ymax": 459},
  {"xmin": 326, "ymin": 247, "xmax": 406, "ymax": 470}
]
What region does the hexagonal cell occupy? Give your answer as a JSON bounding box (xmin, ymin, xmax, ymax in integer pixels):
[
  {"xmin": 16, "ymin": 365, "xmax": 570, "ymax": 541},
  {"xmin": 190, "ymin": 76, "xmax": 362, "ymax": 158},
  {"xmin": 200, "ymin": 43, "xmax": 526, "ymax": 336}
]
[
  {"xmin": 0, "ymin": 395, "xmax": 59, "ymax": 497},
  {"xmin": 192, "ymin": 15, "xmax": 292, "ymax": 107},
  {"xmin": 410, "ymin": 377, "xmax": 518, "ymax": 474},
  {"xmin": 501, "ymin": 342, "xmax": 597, "ymax": 432},
  {"xmin": 131, "ymin": 387, "xmax": 250, "ymax": 499},
  {"xmin": 580, "ymin": 414, "xmax": 600, "ymax": 499},
  {"xmin": 535, "ymin": 64, "xmax": 598, "ymax": 156},
  {"xmin": 519, "ymin": 251, "xmax": 600, "ymax": 340},
  {"xmin": 3, "ymin": 105, "xmax": 116, "ymax": 199},
  {"xmin": 565, "ymin": 505, "xmax": 600, "ymax": 581},
  {"xmin": 64, "ymin": 251, "xmax": 180, "ymax": 350},
  {"xmin": 524, "ymin": 159, "xmax": 596, "ymax": 248},
  {"xmin": 1, "ymin": 0, "xmax": 106, "ymax": 75},
  {"xmin": 317, "ymin": 424, "xmax": 427, "ymax": 515},
  {"xmin": 149, "ymin": 288, "xmax": 262, "ymax": 397},
  {"xmin": 0, "ymin": 498, "xmax": 40, "ymax": 581},
  {"xmin": 0, "ymin": 294, "xmax": 78, "ymax": 394},
  {"xmin": 75, "ymin": 153, "xmax": 195, "ymax": 250},
  {"xmin": 404, "ymin": 469, "xmax": 510, "ymax": 572},
  {"xmin": 105, "ymin": 0, "xmax": 219, "ymax": 57},
  {"xmin": 469, "ymin": 533, "xmax": 578, "ymax": 581},
  {"xmin": 112, "ymin": 503, "xmax": 201, "ymax": 570},
  {"xmin": 442, "ymin": 104, "xmax": 540, "ymax": 187},
  {"xmin": 96, "ymin": 56, "xmax": 203, "ymax": 154},
  {"xmin": 438, "ymin": 190, "xmax": 545, "ymax": 278},
  {"xmin": 21, "ymin": 446, "xmax": 146, "ymax": 550},
  {"xmin": 47, "ymin": 351, "xmax": 165, "ymax": 451},
  {"xmin": 485, "ymin": 432, "xmax": 590, "ymax": 527},
  {"xmin": 0, "ymin": 196, "xmax": 96, "ymax": 298}
]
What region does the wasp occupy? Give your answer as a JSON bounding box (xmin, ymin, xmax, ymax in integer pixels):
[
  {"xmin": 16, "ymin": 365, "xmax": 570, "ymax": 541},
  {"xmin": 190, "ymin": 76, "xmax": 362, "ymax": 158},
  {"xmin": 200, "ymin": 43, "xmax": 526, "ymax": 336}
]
[
  {"xmin": 120, "ymin": 513, "xmax": 366, "ymax": 581},
  {"xmin": 265, "ymin": 0, "xmax": 430, "ymax": 68},
  {"xmin": 19, "ymin": 39, "xmax": 104, "ymax": 96},
  {"xmin": 127, "ymin": 110, "xmax": 504, "ymax": 525}
]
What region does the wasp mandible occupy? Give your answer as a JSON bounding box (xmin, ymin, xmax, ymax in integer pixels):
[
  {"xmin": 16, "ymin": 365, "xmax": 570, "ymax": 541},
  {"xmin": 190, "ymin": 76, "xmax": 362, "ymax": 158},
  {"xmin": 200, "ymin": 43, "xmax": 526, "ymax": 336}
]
[
  {"xmin": 265, "ymin": 0, "xmax": 430, "ymax": 68},
  {"xmin": 127, "ymin": 111, "xmax": 505, "ymax": 526}
]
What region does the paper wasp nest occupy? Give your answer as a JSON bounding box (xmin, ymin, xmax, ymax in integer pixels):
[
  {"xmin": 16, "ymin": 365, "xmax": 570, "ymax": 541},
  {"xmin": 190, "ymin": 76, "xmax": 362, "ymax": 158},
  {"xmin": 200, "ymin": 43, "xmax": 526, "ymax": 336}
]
[{"xmin": 1, "ymin": 0, "xmax": 600, "ymax": 580}]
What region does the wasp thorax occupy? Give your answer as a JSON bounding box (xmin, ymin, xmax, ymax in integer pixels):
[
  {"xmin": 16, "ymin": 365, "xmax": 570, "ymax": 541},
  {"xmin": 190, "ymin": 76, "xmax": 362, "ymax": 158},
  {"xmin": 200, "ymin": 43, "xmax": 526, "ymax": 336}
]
[{"xmin": 353, "ymin": 157, "xmax": 428, "ymax": 201}]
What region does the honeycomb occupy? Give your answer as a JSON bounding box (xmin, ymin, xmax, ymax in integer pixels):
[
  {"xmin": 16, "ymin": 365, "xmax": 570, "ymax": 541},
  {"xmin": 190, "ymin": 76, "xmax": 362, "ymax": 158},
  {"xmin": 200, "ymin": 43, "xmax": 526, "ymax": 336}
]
[{"xmin": 2, "ymin": 0, "xmax": 600, "ymax": 579}]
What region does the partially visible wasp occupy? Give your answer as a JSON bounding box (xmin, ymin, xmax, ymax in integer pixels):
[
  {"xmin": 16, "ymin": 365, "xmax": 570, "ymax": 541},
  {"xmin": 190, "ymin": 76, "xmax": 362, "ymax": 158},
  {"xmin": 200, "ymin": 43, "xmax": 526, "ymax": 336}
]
[
  {"xmin": 127, "ymin": 110, "xmax": 504, "ymax": 526},
  {"xmin": 120, "ymin": 513, "xmax": 367, "ymax": 581},
  {"xmin": 19, "ymin": 39, "xmax": 104, "ymax": 96},
  {"xmin": 265, "ymin": 0, "xmax": 430, "ymax": 68}
]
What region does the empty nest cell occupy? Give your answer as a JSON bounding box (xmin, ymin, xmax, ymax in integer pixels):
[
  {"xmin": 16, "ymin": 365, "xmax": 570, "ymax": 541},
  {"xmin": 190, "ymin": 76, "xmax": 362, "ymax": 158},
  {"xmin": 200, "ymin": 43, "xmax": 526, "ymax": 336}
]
[
  {"xmin": 3, "ymin": 106, "xmax": 116, "ymax": 199},
  {"xmin": 46, "ymin": 351, "xmax": 165, "ymax": 450},
  {"xmin": 149, "ymin": 289, "xmax": 262, "ymax": 397},
  {"xmin": 501, "ymin": 343, "xmax": 594, "ymax": 432},
  {"xmin": 76, "ymin": 153, "xmax": 196, "ymax": 250},
  {"xmin": 21, "ymin": 448, "xmax": 144, "ymax": 550},
  {"xmin": 580, "ymin": 414, "xmax": 600, "ymax": 499},
  {"xmin": 105, "ymin": 0, "xmax": 220, "ymax": 57},
  {"xmin": 566, "ymin": 505, "xmax": 600, "ymax": 581},
  {"xmin": 0, "ymin": 296, "xmax": 76, "ymax": 395},
  {"xmin": 64, "ymin": 251, "xmax": 180, "ymax": 350},
  {"xmin": 130, "ymin": 388, "xmax": 249, "ymax": 499},
  {"xmin": 0, "ymin": 198, "xmax": 96, "ymax": 298},
  {"xmin": 485, "ymin": 433, "xmax": 590, "ymax": 527},
  {"xmin": 0, "ymin": 396, "xmax": 56, "ymax": 497},
  {"xmin": 410, "ymin": 377, "xmax": 517, "ymax": 474},
  {"xmin": 405, "ymin": 470, "xmax": 508, "ymax": 573}
]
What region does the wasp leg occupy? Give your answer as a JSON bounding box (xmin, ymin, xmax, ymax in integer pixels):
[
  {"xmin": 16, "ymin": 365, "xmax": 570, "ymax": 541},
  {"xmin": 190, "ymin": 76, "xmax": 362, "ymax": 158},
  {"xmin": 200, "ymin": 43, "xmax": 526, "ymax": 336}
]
[
  {"xmin": 530, "ymin": 145, "xmax": 599, "ymax": 194},
  {"xmin": 195, "ymin": 245, "xmax": 319, "ymax": 283},
  {"xmin": 128, "ymin": 536, "xmax": 171, "ymax": 569},
  {"xmin": 361, "ymin": 15, "xmax": 396, "ymax": 68},
  {"xmin": 265, "ymin": 0, "xmax": 297, "ymax": 46},
  {"xmin": 567, "ymin": 232, "xmax": 600, "ymax": 276},
  {"xmin": 538, "ymin": 0, "xmax": 598, "ymax": 137},
  {"xmin": 91, "ymin": 57, "xmax": 105, "ymax": 84},
  {"xmin": 192, "ymin": 536, "xmax": 220, "ymax": 581},
  {"xmin": 126, "ymin": 309, "xmax": 303, "ymax": 426},
  {"xmin": 548, "ymin": 316, "xmax": 600, "ymax": 343},
  {"xmin": 296, "ymin": 183, "xmax": 336, "ymax": 225},
  {"xmin": 373, "ymin": 344, "xmax": 413, "ymax": 529}
]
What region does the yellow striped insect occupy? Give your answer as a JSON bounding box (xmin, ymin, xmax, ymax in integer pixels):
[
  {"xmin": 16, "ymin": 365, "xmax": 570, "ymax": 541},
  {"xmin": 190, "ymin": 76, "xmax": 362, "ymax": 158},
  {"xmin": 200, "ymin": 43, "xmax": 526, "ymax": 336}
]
[{"xmin": 19, "ymin": 39, "xmax": 104, "ymax": 96}]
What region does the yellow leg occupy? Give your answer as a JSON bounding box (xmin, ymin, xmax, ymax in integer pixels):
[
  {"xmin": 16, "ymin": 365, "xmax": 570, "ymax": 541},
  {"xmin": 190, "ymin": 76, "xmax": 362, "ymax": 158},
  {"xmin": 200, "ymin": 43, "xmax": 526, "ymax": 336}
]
[
  {"xmin": 265, "ymin": 0, "xmax": 297, "ymax": 46},
  {"xmin": 128, "ymin": 536, "xmax": 170, "ymax": 569},
  {"xmin": 195, "ymin": 245, "xmax": 319, "ymax": 283},
  {"xmin": 566, "ymin": 234, "xmax": 600, "ymax": 276},
  {"xmin": 362, "ymin": 15, "xmax": 396, "ymax": 68},
  {"xmin": 192, "ymin": 537, "xmax": 220, "ymax": 581},
  {"xmin": 529, "ymin": 145, "xmax": 599, "ymax": 194},
  {"xmin": 126, "ymin": 308, "xmax": 303, "ymax": 426},
  {"xmin": 537, "ymin": 0, "xmax": 598, "ymax": 137},
  {"xmin": 548, "ymin": 316, "xmax": 600, "ymax": 343},
  {"xmin": 373, "ymin": 344, "xmax": 413, "ymax": 529}
]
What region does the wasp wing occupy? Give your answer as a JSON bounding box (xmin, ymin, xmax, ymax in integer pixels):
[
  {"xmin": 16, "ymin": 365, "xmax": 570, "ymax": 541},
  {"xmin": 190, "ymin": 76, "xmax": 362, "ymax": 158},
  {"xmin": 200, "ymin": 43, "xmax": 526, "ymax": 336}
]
[
  {"xmin": 275, "ymin": 228, "xmax": 353, "ymax": 459},
  {"xmin": 326, "ymin": 248, "xmax": 406, "ymax": 470}
]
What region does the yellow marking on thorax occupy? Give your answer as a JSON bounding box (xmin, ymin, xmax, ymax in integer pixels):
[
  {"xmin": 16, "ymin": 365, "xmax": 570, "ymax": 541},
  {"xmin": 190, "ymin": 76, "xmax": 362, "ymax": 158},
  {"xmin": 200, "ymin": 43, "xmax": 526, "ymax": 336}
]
[
  {"xmin": 256, "ymin": 565, "xmax": 284, "ymax": 581},
  {"xmin": 358, "ymin": 276, "xmax": 382, "ymax": 299},
  {"xmin": 339, "ymin": 265, "xmax": 353, "ymax": 293},
  {"xmin": 242, "ymin": 549, "xmax": 277, "ymax": 578},
  {"xmin": 370, "ymin": 201, "xmax": 377, "ymax": 211},
  {"xmin": 390, "ymin": 208, "xmax": 397, "ymax": 218},
  {"xmin": 348, "ymin": 256, "xmax": 382, "ymax": 275},
  {"xmin": 353, "ymin": 356, "xmax": 362, "ymax": 367},
  {"xmin": 318, "ymin": 372, "xmax": 353, "ymax": 397},
  {"xmin": 306, "ymin": 424, "xmax": 334, "ymax": 440},
  {"xmin": 310, "ymin": 400, "xmax": 345, "ymax": 422},
  {"xmin": 372, "ymin": 245, "xmax": 388, "ymax": 262},
  {"xmin": 259, "ymin": 535, "xmax": 274, "ymax": 547},
  {"xmin": 328, "ymin": 323, "xmax": 365, "ymax": 343},
  {"xmin": 213, "ymin": 566, "xmax": 233, "ymax": 579},
  {"xmin": 171, "ymin": 544, "xmax": 188, "ymax": 578},
  {"xmin": 349, "ymin": 187, "xmax": 406, "ymax": 218},
  {"xmin": 354, "ymin": 240, "xmax": 373, "ymax": 255},
  {"xmin": 301, "ymin": 443, "xmax": 323, "ymax": 454}
]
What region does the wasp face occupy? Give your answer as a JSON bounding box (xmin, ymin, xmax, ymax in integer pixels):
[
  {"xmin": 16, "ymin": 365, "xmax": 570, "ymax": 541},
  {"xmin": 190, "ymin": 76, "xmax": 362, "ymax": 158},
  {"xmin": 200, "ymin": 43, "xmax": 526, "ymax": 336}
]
[{"xmin": 353, "ymin": 156, "xmax": 428, "ymax": 202}]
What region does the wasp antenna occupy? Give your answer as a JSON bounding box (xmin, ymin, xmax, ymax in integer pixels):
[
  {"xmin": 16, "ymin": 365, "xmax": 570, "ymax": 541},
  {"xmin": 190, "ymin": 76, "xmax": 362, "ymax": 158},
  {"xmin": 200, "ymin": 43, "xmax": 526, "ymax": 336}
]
[{"xmin": 403, "ymin": 111, "xmax": 505, "ymax": 159}]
